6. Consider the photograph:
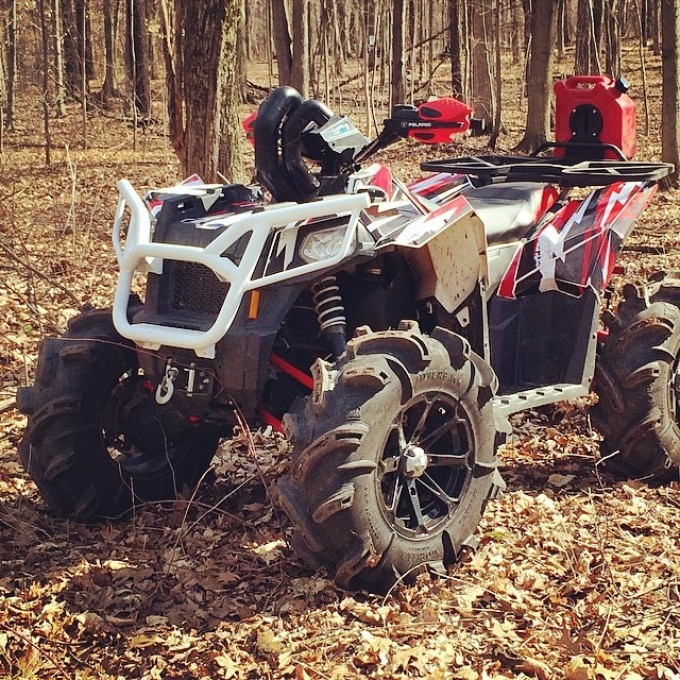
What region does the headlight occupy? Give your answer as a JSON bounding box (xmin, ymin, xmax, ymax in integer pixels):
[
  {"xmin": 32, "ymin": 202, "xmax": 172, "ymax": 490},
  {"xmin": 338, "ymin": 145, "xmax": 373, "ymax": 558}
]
[{"xmin": 300, "ymin": 225, "xmax": 352, "ymax": 263}]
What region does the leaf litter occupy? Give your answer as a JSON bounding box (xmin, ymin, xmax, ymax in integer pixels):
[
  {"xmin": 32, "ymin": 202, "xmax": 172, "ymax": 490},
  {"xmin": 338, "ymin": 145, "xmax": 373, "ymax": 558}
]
[{"xmin": 2, "ymin": 63, "xmax": 680, "ymax": 677}]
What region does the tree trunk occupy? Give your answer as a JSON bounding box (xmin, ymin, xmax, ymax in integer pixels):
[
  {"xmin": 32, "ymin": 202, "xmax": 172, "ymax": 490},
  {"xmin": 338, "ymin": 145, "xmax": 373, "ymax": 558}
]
[
  {"xmin": 217, "ymin": 1, "xmax": 244, "ymax": 183},
  {"xmin": 490, "ymin": 0, "xmax": 503, "ymax": 148},
  {"xmin": 290, "ymin": 0, "xmax": 310, "ymax": 96},
  {"xmin": 469, "ymin": 0, "xmax": 494, "ymax": 124},
  {"xmin": 76, "ymin": 0, "xmax": 94, "ymax": 81},
  {"xmin": 271, "ymin": 0, "xmax": 292, "ymax": 85},
  {"xmin": 6, "ymin": 0, "xmax": 17, "ymax": 131},
  {"xmin": 661, "ymin": 0, "xmax": 680, "ymax": 186},
  {"xmin": 81, "ymin": 0, "xmax": 87, "ymax": 148},
  {"xmin": 391, "ymin": 0, "xmax": 406, "ymax": 106},
  {"xmin": 449, "ymin": 0, "xmax": 463, "ymax": 97},
  {"xmin": 102, "ymin": 0, "xmax": 120, "ymax": 100},
  {"xmin": 632, "ymin": 0, "xmax": 650, "ymax": 134},
  {"xmin": 236, "ymin": 0, "xmax": 249, "ymax": 103},
  {"xmin": 557, "ymin": 0, "xmax": 566, "ymax": 56},
  {"xmin": 652, "ymin": 0, "xmax": 661, "ymax": 54},
  {"xmin": 575, "ymin": 0, "xmax": 602, "ymax": 74},
  {"xmin": 604, "ymin": 0, "xmax": 623, "ymax": 76},
  {"xmin": 515, "ymin": 0, "xmax": 558, "ymax": 152},
  {"xmin": 126, "ymin": 0, "xmax": 151, "ymax": 117},
  {"xmin": 159, "ymin": 0, "xmax": 184, "ymax": 159},
  {"xmin": 62, "ymin": 0, "xmax": 90, "ymax": 97},
  {"xmin": 51, "ymin": 0, "xmax": 66, "ymax": 116},
  {"xmin": 0, "ymin": 23, "xmax": 6, "ymax": 113},
  {"xmin": 522, "ymin": 0, "xmax": 532, "ymax": 54},
  {"xmin": 38, "ymin": 0, "xmax": 53, "ymax": 166},
  {"xmin": 181, "ymin": 0, "xmax": 243, "ymax": 182}
]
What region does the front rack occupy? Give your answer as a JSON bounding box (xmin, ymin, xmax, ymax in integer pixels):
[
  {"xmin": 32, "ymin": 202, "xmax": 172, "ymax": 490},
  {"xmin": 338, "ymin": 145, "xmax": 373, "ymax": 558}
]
[{"xmin": 420, "ymin": 155, "xmax": 673, "ymax": 187}]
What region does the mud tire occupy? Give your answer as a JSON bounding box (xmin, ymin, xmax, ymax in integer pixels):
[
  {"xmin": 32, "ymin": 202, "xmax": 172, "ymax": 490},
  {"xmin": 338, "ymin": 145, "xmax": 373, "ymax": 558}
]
[
  {"xmin": 17, "ymin": 307, "xmax": 220, "ymax": 520},
  {"xmin": 592, "ymin": 276, "xmax": 680, "ymax": 482},
  {"xmin": 277, "ymin": 323, "xmax": 505, "ymax": 593}
]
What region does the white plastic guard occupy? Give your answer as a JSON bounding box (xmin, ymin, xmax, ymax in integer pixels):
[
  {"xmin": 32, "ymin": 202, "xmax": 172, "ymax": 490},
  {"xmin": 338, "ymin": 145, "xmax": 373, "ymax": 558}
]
[{"xmin": 111, "ymin": 180, "xmax": 370, "ymax": 358}]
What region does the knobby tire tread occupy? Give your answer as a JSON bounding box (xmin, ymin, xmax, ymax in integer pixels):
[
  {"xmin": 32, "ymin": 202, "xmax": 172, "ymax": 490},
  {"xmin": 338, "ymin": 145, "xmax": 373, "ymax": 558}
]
[
  {"xmin": 18, "ymin": 308, "xmax": 219, "ymax": 520},
  {"xmin": 278, "ymin": 325, "xmax": 504, "ymax": 592},
  {"xmin": 593, "ymin": 278, "xmax": 680, "ymax": 481}
]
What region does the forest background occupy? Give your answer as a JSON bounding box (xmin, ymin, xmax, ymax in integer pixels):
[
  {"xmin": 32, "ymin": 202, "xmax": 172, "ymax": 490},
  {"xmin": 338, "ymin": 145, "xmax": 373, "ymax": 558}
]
[{"xmin": 1, "ymin": 0, "xmax": 680, "ymax": 678}]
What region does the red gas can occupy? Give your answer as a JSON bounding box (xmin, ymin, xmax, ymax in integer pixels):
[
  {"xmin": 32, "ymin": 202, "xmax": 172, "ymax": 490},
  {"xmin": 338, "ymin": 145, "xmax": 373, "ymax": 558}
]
[{"xmin": 553, "ymin": 75, "xmax": 636, "ymax": 160}]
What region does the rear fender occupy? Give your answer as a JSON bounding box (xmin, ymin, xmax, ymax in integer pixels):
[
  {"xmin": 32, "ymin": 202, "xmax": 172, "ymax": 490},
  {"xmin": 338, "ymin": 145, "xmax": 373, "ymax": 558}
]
[{"xmin": 498, "ymin": 181, "xmax": 658, "ymax": 300}]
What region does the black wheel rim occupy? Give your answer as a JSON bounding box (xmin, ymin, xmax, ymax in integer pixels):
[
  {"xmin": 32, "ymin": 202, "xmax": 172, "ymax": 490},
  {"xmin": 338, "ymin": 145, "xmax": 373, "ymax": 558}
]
[{"xmin": 376, "ymin": 391, "xmax": 474, "ymax": 538}]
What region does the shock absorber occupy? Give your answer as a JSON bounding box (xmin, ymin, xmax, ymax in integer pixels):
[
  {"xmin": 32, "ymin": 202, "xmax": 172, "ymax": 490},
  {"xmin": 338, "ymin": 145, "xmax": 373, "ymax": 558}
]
[{"xmin": 311, "ymin": 275, "xmax": 346, "ymax": 359}]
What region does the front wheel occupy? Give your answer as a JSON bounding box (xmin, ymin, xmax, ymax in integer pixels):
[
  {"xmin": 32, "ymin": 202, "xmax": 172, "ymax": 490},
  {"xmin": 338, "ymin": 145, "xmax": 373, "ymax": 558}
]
[
  {"xmin": 17, "ymin": 307, "xmax": 221, "ymax": 520},
  {"xmin": 278, "ymin": 322, "xmax": 506, "ymax": 592},
  {"xmin": 593, "ymin": 276, "xmax": 680, "ymax": 482}
]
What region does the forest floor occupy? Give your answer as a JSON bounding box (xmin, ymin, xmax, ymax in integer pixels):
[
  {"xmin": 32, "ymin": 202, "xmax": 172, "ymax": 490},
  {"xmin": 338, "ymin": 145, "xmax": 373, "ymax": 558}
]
[{"xmin": 2, "ymin": 49, "xmax": 680, "ymax": 679}]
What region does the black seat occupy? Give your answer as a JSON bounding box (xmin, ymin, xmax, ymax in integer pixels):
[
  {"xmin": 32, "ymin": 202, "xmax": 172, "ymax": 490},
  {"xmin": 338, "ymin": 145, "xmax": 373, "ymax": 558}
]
[{"xmin": 464, "ymin": 182, "xmax": 553, "ymax": 245}]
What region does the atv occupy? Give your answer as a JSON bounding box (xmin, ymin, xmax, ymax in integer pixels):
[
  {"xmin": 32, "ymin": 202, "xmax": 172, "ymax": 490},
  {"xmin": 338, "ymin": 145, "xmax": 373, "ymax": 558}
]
[{"xmin": 18, "ymin": 78, "xmax": 677, "ymax": 592}]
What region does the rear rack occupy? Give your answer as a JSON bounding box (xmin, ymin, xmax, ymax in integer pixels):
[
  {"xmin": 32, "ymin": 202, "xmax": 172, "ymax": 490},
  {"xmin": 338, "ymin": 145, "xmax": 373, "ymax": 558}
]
[{"xmin": 420, "ymin": 155, "xmax": 673, "ymax": 187}]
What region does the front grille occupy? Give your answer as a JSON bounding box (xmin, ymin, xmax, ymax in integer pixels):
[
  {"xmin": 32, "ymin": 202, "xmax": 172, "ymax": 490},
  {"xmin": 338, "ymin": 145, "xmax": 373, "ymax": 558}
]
[{"xmin": 171, "ymin": 261, "xmax": 230, "ymax": 316}]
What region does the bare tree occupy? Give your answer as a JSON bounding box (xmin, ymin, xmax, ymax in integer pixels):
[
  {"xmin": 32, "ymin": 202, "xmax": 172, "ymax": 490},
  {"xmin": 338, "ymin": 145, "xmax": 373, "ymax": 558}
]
[
  {"xmin": 216, "ymin": 0, "xmax": 245, "ymax": 182},
  {"xmin": 490, "ymin": 0, "xmax": 503, "ymax": 148},
  {"xmin": 391, "ymin": 0, "xmax": 406, "ymax": 105},
  {"xmin": 651, "ymin": 0, "xmax": 661, "ymax": 54},
  {"xmin": 469, "ymin": 0, "xmax": 494, "ymax": 124},
  {"xmin": 449, "ymin": 0, "xmax": 463, "ymax": 97},
  {"xmin": 126, "ymin": 0, "xmax": 151, "ymax": 117},
  {"xmin": 271, "ymin": 0, "xmax": 292, "ymax": 85},
  {"xmin": 159, "ymin": 0, "xmax": 183, "ymax": 153},
  {"xmin": 575, "ymin": 0, "xmax": 603, "ymax": 74},
  {"xmin": 0, "ymin": 23, "xmax": 5, "ymax": 127},
  {"xmin": 290, "ymin": 0, "xmax": 310, "ymax": 96},
  {"xmin": 603, "ymin": 0, "xmax": 624, "ymax": 76},
  {"xmin": 661, "ymin": 0, "xmax": 680, "ymax": 186},
  {"xmin": 516, "ymin": 0, "xmax": 558, "ymax": 152},
  {"xmin": 37, "ymin": 0, "xmax": 53, "ymax": 165},
  {"xmin": 163, "ymin": 0, "xmax": 243, "ymax": 181},
  {"xmin": 6, "ymin": 0, "xmax": 17, "ymax": 131},
  {"xmin": 61, "ymin": 0, "xmax": 91, "ymax": 97},
  {"xmin": 102, "ymin": 0, "xmax": 120, "ymax": 101},
  {"xmin": 51, "ymin": 0, "xmax": 66, "ymax": 116}
]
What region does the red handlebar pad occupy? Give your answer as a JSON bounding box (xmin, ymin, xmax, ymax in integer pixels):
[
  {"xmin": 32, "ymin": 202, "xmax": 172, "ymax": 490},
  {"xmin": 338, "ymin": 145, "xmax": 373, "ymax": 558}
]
[{"xmin": 407, "ymin": 98, "xmax": 473, "ymax": 144}]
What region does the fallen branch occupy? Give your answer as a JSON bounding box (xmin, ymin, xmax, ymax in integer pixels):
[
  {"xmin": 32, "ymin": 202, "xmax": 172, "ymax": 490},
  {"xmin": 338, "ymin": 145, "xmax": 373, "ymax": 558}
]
[
  {"xmin": 0, "ymin": 621, "xmax": 71, "ymax": 680},
  {"xmin": 0, "ymin": 241, "xmax": 81, "ymax": 309},
  {"xmin": 0, "ymin": 396, "xmax": 16, "ymax": 413},
  {"xmin": 0, "ymin": 184, "xmax": 31, "ymax": 204}
]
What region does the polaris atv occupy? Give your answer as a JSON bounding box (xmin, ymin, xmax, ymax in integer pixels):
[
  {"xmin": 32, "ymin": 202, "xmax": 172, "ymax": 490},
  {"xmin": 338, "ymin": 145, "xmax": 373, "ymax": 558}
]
[{"xmin": 18, "ymin": 79, "xmax": 677, "ymax": 592}]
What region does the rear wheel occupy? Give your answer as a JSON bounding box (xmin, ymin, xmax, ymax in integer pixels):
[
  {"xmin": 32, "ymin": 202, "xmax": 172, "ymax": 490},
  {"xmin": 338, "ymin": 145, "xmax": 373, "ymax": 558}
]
[
  {"xmin": 278, "ymin": 322, "xmax": 506, "ymax": 592},
  {"xmin": 17, "ymin": 307, "xmax": 220, "ymax": 520},
  {"xmin": 593, "ymin": 276, "xmax": 680, "ymax": 481}
]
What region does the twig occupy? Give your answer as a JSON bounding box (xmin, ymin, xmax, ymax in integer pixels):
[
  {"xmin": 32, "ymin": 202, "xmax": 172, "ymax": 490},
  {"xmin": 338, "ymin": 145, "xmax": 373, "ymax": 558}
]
[
  {"xmin": 63, "ymin": 143, "xmax": 77, "ymax": 240},
  {"xmin": 293, "ymin": 661, "xmax": 333, "ymax": 680},
  {"xmin": 0, "ymin": 183, "xmax": 31, "ymax": 203},
  {"xmin": 161, "ymin": 459, "xmax": 253, "ymax": 578},
  {"xmin": 594, "ymin": 603, "xmax": 613, "ymax": 652},
  {"xmin": 380, "ymin": 562, "xmax": 431, "ymax": 604},
  {"xmin": 179, "ymin": 473, "xmax": 258, "ymax": 536},
  {"xmin": 0, "ymin": 396, "xmax": 16, "ymax": 413},
  {"xmin": 0, "ymin": 621, "xmax": 72, "ymax": 680},
  {"xmin": 0, "ymin": 240, "xmax": 81, "ymax": 308},
  {"xmin": 234, "ymin": 407, "xmax": 289, "ymax": 542},
  {"xmin": 0, "ymin": 270, "xmax": 45, "ymax": 322}
]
